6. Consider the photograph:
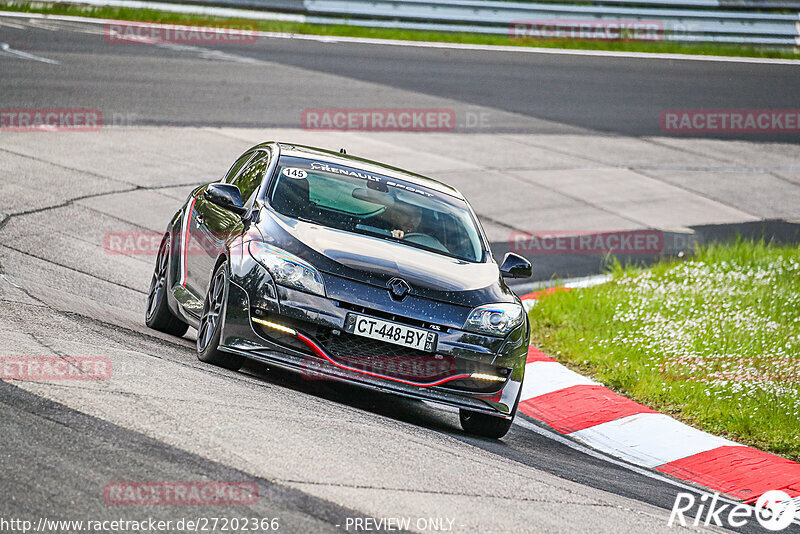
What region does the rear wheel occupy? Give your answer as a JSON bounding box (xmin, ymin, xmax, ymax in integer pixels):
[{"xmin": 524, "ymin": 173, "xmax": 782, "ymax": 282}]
[
  {"xmin": 145, "ymin": 235, "xmax": 189, "ymax": 337},
  {"xmin": 197, "ymin": 261, "xmax": 243, "ymax": 371}
]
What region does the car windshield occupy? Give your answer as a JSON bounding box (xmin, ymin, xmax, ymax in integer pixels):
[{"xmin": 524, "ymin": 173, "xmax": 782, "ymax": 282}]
[{"xmin": 268, "ymin": 156, "xmax": 485, "ymax": 262}]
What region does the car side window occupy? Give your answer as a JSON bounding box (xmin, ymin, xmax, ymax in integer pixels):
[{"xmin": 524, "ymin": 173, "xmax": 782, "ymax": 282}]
[
  {"xmin": 231, "ymin": 151, "xmax": 270, "ymax": 204},
  {"xmin": 223, "ymin": 152, "xmax": 255, "ymax": 183}
]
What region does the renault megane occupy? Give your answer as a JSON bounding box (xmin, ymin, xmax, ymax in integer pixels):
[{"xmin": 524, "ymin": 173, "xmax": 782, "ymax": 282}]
[{"xmin": 145, "ymin": 142, "xmax": 532, "ymax": 438}]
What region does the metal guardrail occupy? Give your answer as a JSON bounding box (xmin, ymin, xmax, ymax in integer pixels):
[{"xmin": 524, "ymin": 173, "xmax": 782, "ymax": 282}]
[
  {"xmin": 112, "ymin": 0, "xmax": 800, "ymax": 45},
  {"xmin": 301, "ymin": 0, "xmax": 800, "ymax": 45}
]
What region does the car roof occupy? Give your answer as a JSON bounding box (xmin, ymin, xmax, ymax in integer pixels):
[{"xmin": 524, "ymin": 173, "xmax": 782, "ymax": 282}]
[{"xmin": 255, "ymin": 142, "xmax": 465, "ymax": 200}]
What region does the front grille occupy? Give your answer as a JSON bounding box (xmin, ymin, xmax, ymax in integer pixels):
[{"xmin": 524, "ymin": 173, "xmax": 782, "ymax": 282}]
[
  {"xmin": 314, "ymin": 330, "xmax": 461, "ymax": 384},
  {"xmin": 313, "ymin": 330, "xmax": 504, "ymax": 393},
  {"xmin": 316, "ymin": 330, "xmax": 430, "ymax": 360}
]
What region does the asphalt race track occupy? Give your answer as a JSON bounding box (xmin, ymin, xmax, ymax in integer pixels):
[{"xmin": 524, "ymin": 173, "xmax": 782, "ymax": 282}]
[
  {"xmin": 1, "ymin": 13, "xmax": 799, "ymax": 534},
  {"xmin": 0, "ymin": 14, "xmax": 799, "ymax": 139}
]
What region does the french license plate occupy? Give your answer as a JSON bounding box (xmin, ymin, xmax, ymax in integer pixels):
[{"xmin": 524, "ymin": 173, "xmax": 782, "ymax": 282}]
[{"xmin": 344, "ymin": 314, "xmax": 437, "ymax": 352}]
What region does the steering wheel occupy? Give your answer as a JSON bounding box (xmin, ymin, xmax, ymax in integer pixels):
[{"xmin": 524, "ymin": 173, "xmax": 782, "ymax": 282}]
[{"xmin": 403, "ymin": 233, "xmax": 449, "ymax": 253}]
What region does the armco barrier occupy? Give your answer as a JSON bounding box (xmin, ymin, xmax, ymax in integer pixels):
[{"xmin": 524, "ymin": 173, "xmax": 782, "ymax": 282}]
[{"xmin": 117, "ymin": 0, "xmax": 800, "ymax": 46}]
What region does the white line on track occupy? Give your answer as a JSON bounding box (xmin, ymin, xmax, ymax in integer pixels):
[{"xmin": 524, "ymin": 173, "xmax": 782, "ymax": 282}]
[
  {"xmin": 516, "ymin": 417, "xmax": 713, "ymax": 495},
  {"xmin": 0, "ymin": 42, "xmax": 60, "ymax": 64},
  {"xmin": 25, "ymin": 19, "xmax": 63, "ymax": 31},
  {"xmin": 512, "ymin": 273, "xmax": 613, "ymax": 307},
  {"xmin": 2, "ymin": 9, "xmax": 800, "ymax": 65},
  {"xmin": 0, "ymin": 18, "xmax": 27, "ymax": 29},
  {"xmin": 150, "ymin": 41, "xmax": 264, "ymax": 63},
  {"xmin": 564, "ymin": 273, "xmax": 614, "ymax": 289}
]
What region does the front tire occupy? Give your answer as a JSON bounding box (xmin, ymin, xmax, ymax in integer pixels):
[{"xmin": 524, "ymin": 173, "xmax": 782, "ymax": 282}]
[
  {"xmin": 459, "ymin": 410, "xmax": 514, "ymax": 439},
  {"xmin": 196, "ymin": 261, "xmax": 243, "ymax": 371},
  {"xmin": 460, "ymin": 384, "xmax": 521, "ymax": 439},
  {"xmin": 145, "ymin": 235, "xmax": 189, "ymax": 337}
]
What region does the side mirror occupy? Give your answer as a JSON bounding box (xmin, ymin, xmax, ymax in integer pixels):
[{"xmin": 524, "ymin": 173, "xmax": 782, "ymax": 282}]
[
  {"xmin": 500, "ymin": 252, "xmax": 532, "ymax": 279},
  {"xmin": 204, "ymin": 183, "xmax": 247, "ymax": 217}
]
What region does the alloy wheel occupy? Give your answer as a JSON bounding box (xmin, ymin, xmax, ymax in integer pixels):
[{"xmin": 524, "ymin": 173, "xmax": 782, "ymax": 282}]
[
  {"xmin": 198, "ymin": 268, "xmax": 225, "ymax": 352},
  {"xmin": 146, "ymin": 237, "xmax": 170, "ymax": 320}
]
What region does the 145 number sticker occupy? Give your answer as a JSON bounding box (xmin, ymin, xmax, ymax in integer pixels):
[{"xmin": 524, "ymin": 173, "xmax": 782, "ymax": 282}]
[{"xmin": 282, "ymin": 168, "xmax": 308, "ymax": 179}]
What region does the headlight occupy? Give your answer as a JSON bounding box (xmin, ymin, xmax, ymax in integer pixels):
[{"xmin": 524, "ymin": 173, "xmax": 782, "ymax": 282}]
[
  {"xmin": 463, "ymin": 303, "xmax": 524, "ymax": 336},
  {"xmin": 248, "ymin": 241, "xmax": 325, "ymax": 296}
]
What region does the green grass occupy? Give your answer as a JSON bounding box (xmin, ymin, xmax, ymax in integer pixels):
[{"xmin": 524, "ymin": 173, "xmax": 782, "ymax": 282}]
[
  {"xmin": 529, "ymin": 241, "xmax": 800, "ymax": 461},
  {"xmin": 2, "ymin": 1, "xmax": 799, "ymax": 59}
]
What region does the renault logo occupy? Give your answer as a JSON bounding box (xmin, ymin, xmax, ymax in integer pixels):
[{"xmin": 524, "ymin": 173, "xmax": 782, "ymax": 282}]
[{"xmin": 387, "ymin": 278, "xmax": 411, "ymax": 301}]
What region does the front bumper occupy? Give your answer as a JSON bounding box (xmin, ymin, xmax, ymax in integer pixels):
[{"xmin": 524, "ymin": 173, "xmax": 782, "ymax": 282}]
[{"xmin": 220, "ymin": 250, "xmax": 528, "ymax": 418}]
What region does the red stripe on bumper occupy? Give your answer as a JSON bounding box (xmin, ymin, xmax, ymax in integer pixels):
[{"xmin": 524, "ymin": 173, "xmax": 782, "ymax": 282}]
[
  {"xmin": 656, "ymin": 446, "xmax": 800, "ymax": 501},
  {"xmin": 518, "ymin": 384, "xmax": 657, "ymax": 433},
  {"xmin": 294, "ymin": 332, "xmax": 473, "ymax": 388}
]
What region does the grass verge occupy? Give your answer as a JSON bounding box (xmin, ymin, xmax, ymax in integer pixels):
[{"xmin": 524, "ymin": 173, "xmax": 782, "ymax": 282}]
[
  {"xmin": 1, "ymin": 1, "xmax": 799, "ymax": 59},
  {"xmin": 529, "ymin": 240, "xmax": 800, "ymax": 461}
]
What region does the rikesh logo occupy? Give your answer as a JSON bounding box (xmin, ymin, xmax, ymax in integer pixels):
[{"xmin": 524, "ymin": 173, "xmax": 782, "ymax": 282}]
[
  {"xmin": 387, "ymin": 278, "xmax": 411, "ymax": 301},
  {"xmin": 669, "ymin": 489, "xmax": 798, "ymax": 530},
  {"xmin": 756, "ymin": 491, "xmax": 798, "ymax": 531}
]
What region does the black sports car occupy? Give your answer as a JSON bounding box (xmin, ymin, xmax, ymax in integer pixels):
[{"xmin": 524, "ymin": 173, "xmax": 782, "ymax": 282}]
[{"xmin": 146, "ymin": 142, "xmax": 532, "ymax": 438}]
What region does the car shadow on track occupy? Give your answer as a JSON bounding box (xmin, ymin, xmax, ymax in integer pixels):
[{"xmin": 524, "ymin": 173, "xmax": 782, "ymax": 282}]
[
  {"xmin": 235, "ymin": 358, "xmax": 467, "ymax": 435},
  {"xmin": 176, "ymin": 327, "xmax": 470, "ymax": 436}
]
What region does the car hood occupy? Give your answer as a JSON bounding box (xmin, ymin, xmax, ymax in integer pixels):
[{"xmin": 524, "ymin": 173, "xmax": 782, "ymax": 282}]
[{"xmin": 257, "ymin": 211, "xmax": 516, "ymax": 306}]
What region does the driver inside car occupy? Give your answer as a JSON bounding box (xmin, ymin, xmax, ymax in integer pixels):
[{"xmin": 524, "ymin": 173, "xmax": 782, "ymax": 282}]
[{"xmin": 380, "ymin": 202, "xmax": 423, "ymax": 239}]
